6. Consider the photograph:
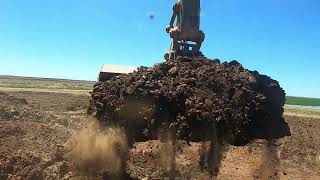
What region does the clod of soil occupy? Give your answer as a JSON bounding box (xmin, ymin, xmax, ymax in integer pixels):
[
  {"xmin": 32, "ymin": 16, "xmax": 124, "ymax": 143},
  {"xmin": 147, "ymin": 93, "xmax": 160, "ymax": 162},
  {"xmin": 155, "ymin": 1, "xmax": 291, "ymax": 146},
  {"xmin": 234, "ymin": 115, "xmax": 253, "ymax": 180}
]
[{"xmin": 89, "ymin": 57, "xmax": 290, "ymax": 145}]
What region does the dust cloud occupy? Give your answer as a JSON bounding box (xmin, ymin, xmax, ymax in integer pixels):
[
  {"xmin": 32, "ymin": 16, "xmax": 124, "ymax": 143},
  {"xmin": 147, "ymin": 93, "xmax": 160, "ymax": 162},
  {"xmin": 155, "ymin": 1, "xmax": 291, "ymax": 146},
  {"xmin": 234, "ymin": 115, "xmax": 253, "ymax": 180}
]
[
  {"xmin": 160, "ymin": 139, "xmax": 176, "ymax": 178},
  {"xmin": 256, "ymin": 140, "xmax": 280, "ymax": 179},
  {"xmin": 65, "ymin": 118, "xmax": 128, "ymax": 177},
  {"xmin": 159, "ymin": 129, "xmax": 177, "ymax": 179}
]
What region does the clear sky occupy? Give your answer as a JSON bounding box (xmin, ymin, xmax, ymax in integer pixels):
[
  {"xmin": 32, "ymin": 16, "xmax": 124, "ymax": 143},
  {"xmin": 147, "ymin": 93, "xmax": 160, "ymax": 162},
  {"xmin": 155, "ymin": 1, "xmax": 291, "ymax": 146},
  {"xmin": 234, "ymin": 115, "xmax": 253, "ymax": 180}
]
[{"xmin": 0, "ymin": 0, "xmax": 319, "ymax": 98}]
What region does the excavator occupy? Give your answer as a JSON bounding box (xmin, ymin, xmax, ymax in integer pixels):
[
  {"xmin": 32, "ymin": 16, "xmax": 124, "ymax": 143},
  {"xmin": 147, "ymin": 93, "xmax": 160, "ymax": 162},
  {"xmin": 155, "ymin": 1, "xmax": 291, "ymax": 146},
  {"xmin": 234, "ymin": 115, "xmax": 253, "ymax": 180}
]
[
  {"xmin": 164, "ymin": 0, "xmax": 205, "ymax": 61},
  {"xmin": 99, "ymin": 0, "xmax": 204, "ymax": 81}
]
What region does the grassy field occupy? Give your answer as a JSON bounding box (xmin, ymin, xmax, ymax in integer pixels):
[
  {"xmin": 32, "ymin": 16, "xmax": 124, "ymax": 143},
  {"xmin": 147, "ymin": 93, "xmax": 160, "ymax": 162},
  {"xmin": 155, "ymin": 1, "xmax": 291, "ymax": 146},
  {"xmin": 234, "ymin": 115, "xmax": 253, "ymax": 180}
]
[
  {"xmin": 286, "ymin": 96, "xmax": 320, "ymax": 106},
  {"xmin": 0, "ymin": 75, "xmax": 95, "ymax": 91}
]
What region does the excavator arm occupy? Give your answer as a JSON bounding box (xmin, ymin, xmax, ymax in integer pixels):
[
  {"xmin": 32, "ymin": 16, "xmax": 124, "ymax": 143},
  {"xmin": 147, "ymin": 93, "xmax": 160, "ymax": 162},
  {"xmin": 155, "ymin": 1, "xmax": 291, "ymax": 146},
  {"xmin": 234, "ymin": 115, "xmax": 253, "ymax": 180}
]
[
  {"xmin": 166, "ymin": 2, "xmax": 180, "ymax": 33},
  {"xmin": 165, "ymin": 0, "xmax": 205, "ymax": 61}
]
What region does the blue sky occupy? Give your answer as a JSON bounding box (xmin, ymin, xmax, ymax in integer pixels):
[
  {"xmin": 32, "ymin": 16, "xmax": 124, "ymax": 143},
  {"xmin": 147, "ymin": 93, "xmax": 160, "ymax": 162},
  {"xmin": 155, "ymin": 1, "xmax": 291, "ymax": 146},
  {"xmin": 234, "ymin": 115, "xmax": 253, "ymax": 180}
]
[{"xmin": 0, "ymin": 0, "xmax": 319, "ymax": 98}]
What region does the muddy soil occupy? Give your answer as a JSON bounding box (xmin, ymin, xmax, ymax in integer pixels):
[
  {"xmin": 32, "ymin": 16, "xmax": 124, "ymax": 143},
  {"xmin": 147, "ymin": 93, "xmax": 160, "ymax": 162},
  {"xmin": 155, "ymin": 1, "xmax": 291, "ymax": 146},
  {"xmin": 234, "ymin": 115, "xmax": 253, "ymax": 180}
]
[
  {"xmin": 89, "ymin": 57, "xmax": 290, "ymax": 146},
  {"xmin": 0, "ymin": 89, "xmax": 319, "ymax": 179}
]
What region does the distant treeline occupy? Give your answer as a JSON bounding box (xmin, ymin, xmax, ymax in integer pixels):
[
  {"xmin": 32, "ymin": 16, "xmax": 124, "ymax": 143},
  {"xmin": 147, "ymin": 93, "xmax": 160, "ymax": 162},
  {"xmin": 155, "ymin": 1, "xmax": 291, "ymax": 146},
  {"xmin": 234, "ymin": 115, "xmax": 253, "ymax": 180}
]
[{"xmin": 286, "ymin": 96, "xmax": 320, "ymax": 106}]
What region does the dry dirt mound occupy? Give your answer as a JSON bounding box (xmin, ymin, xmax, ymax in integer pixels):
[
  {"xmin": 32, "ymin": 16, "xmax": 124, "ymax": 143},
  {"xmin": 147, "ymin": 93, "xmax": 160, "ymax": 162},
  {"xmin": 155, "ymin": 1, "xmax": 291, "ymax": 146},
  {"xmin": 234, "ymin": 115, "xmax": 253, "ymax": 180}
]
[{"xmin": 89, "ymin": 57, "xmax": 290, "ymax": 145}]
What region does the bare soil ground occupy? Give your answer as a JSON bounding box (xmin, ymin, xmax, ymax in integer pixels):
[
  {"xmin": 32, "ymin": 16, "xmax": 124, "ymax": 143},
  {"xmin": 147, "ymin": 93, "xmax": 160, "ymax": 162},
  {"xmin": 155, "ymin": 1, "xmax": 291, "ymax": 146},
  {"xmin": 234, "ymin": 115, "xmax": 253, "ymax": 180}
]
[
  {"xmin": 0, "ymin": 88, "xmax": 320, "ymax": 179},
  {"xmin": 0, "ymin": 75, "xmax": 94, "ymax": 91}
]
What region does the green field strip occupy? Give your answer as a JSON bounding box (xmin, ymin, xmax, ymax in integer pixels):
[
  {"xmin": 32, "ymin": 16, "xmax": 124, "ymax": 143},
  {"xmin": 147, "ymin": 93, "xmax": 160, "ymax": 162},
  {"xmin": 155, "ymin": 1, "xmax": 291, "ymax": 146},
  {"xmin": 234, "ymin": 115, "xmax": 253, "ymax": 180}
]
[{"xmin": 286, "ymin": 96, "xmax": 320, "ymax": 106}]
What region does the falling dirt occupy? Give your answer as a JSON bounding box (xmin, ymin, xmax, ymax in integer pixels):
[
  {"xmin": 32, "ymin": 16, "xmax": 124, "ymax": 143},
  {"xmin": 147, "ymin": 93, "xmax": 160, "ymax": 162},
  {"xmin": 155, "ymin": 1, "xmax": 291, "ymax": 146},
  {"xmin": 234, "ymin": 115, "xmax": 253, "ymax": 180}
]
[
  {"xmin": 158, "ymin": 130, "xmax": 177, "ymax": 179},
  {"xmin": 65, "ymin": 119, "xmax": 129, "ymax": 178},
  {"xmin": 254, "ymin": 140, "xmax": 281, "ymax": 180}
]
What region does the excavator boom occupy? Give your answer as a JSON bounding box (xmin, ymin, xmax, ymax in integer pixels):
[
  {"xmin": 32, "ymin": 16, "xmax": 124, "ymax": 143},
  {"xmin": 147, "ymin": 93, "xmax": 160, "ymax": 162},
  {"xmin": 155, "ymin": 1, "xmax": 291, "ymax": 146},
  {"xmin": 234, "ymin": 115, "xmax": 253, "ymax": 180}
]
[{"xmin": 165, "ymin": 0, "xmax": 205, "ymax": 61}]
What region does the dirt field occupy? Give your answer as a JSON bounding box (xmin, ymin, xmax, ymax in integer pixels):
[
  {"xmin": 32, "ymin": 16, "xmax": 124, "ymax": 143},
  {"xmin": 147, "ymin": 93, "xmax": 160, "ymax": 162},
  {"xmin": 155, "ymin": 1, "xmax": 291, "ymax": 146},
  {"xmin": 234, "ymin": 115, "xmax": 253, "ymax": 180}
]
[
  {"xmin": 0, "ymin": 76, "xmax": 94, "ymax": 91},
  {"xmin": 0, "ymin": 87, "xmax": 320, "ymax": 179}
]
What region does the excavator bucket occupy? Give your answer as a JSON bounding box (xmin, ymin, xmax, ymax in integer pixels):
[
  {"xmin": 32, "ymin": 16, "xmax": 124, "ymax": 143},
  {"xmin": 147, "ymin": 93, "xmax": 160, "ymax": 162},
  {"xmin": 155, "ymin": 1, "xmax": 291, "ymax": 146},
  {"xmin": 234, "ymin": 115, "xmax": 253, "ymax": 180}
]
[
  {"xmin": 180, "ymin": 0, "xmax": 200, "ymax": 32},
  {"xmin": 98, "ymin": 64, "xmax": 137, "ymax": 81}
]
